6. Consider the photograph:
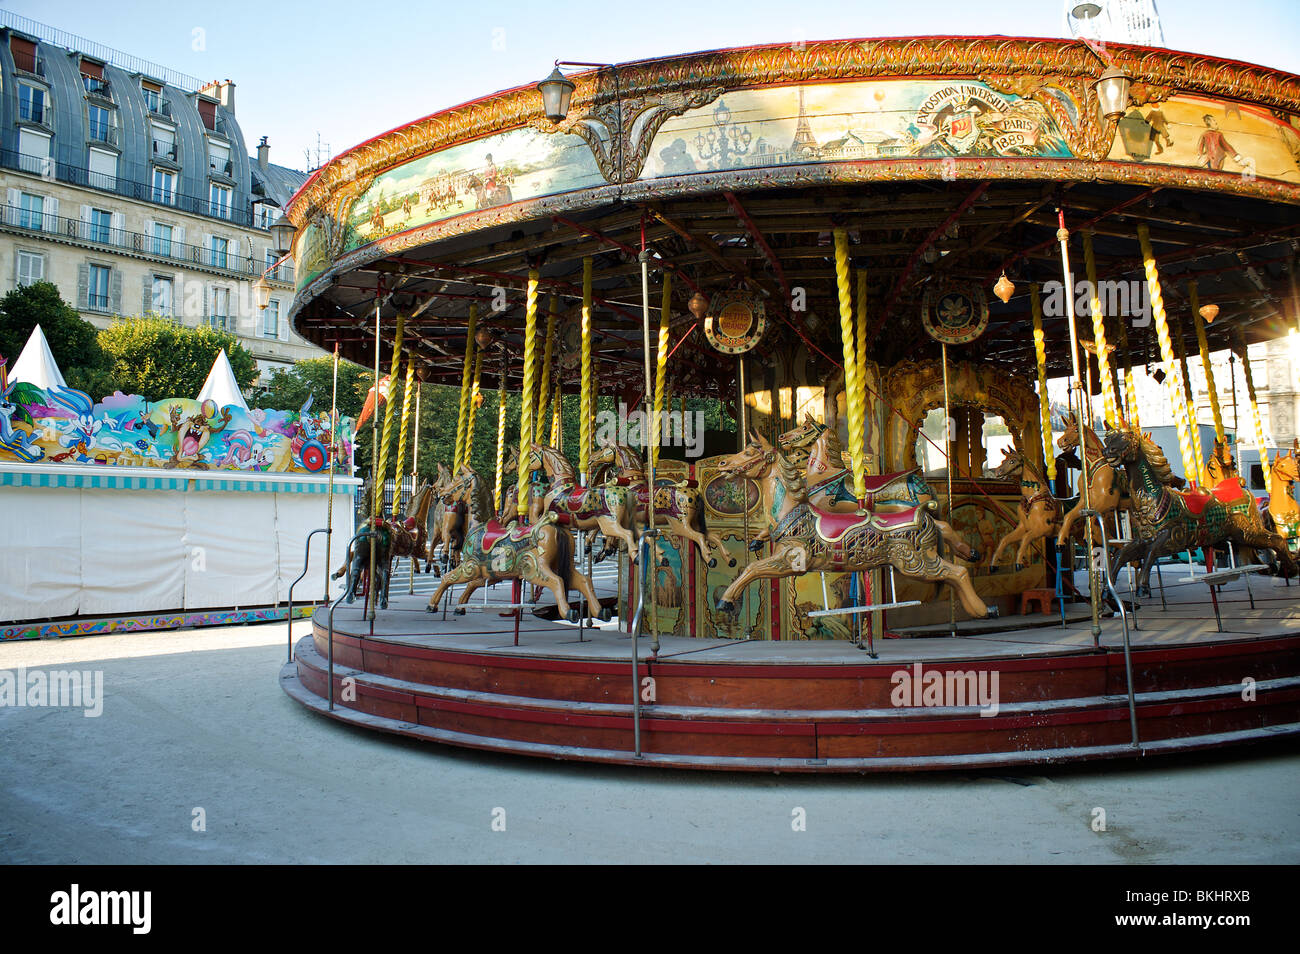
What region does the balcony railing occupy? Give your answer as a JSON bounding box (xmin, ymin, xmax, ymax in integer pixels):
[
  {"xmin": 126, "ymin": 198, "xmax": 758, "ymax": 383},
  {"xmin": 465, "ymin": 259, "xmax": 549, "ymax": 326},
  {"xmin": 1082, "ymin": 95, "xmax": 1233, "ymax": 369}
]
[
  {"xmin": 209, "ymin": 158, "xmax": 233, "ymax": 177},
  {"xmin": 0, "ymin": 203, "xmax": 295, "ymax": 284},
  {"xmin": 152, "ymin": 139, "xmax": 178, "ymax": 161},
  {"xmin": 0, "ymin": 147, "xmax": 261, "ymax": 229},
  {"xmin": 82, "ymin": 74, "xmax": 112, "ymax": 99},
  {"xmin": 146, "ymin": 96, "xmax": 172, "ymax": 119},
  {"xmin": 88, "ymin": 120, "xmax": 118, "ymax": 146},
  {"xmin": 18, "ymin": 98, "xmax": 52, "ymax": 128}
]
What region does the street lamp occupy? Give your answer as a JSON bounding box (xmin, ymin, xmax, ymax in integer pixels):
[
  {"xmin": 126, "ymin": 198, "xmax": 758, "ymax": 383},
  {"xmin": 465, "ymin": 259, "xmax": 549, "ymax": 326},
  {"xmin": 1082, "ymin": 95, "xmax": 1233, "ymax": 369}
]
[
  {"xmin": 1093, "ymin": 65, "xmax": 1132, "ymax": 122},
  {"xmin": 537, "ymin": 67, "xmax": 576, "ymax": 124},
  {"xmin": 269, "ymin": 213, "xmax": 297, "ymax": 256}
]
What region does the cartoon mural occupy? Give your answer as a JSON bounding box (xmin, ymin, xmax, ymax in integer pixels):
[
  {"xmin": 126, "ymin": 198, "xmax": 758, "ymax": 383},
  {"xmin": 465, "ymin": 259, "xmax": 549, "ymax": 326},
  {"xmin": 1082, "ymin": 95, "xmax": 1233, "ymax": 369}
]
[
  {"xmin": 343, "ymin": 126, "xmax": 603, "ymax": 253},
  {"xmin": 642, "ymin": 80, "xmax": 1072, "ymax": 178},
  {"xmin": 0, "ymin": 380, "xmax": 354, "ymax": 474},
  {"xmin": 1108, "ymin": 94, "xmax": 1300, "ymax": 183}
]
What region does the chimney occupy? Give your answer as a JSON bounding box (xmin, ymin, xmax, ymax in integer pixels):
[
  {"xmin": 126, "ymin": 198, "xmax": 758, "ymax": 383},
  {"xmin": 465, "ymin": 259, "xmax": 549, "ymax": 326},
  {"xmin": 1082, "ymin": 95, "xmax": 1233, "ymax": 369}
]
[
  {"xmin": 257, "ymin": 136, "xmax": 270, "ymax": 169},
  {"xmin": 218, "ymin": 79, "xmax": 235, "ymax": 114}
]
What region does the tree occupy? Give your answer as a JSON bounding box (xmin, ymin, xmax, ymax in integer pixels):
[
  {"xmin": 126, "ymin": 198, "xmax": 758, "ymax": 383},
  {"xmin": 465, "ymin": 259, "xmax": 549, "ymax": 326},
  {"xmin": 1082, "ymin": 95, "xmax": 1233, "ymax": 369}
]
[
  {"xmin": 0, "ymin": 281, "xmax": 104, "ymax": 382},
  {"xmin": 96, "ymin": 317, "xmax": 257, "ymax": 402},
  {"xmin": 253, "ymin": 355, "xmax": 372, "ymax": 418}
]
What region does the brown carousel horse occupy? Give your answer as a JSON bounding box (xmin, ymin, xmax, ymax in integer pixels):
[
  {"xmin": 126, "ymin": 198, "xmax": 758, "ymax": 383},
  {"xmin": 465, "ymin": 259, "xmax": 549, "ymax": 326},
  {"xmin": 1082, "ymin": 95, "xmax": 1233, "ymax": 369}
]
[
  {"xmin": 713, "ymin": 429, "xmax": 996, "ymax": 620},
  {"xmin": 1205, "ymin": 438, "xmax": 1238, "ymax": 485},
  {"xmin": 588, "ymin": 442, "xmax": 733, "ymax": 568},
  {"xmin": 426, "ymin": 465, "xmax": 606, "ymax": 621},
  {"xmin": 425, "ymin": 462, "xmax": 466, "ymax": 572},
  {"xmin": 759, "ymin": 415, "xmax": 981, "ymax": 563},
  {"xmin": 1055, "ymin": 412, "xmax": 1127, "ymax": 545},
  {"xmin": 515, "ymin": 443, "xmax": 642, "ymax": 562},
  {"xmin": 988, "ymin": 447, "xmax": 1065, "ymax": 569}
]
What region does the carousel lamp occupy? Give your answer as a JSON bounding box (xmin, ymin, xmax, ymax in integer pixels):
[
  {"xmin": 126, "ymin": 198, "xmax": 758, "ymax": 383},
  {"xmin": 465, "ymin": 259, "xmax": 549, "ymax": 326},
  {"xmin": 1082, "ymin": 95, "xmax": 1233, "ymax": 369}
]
[
  {"xmin": 688, "ymin": 291, "xmax": 710, "ymax": 320},
  {"xmin": 537, "ymin": 67, "xmax": 576, "ymax": 123},
  {"xmin": 1093, "ymin": 65, "xmax": 1132, "ymax": 122},
  {"xmin": 252, "ymin": 274, "xmax": 271, "ymax": 311},
  {"xmin": 474, "ymin": 327, "xmax": 495, "ymax": 350},
  {"xmin": 1072, "ymin": 2, "xmax": 1102, "ymax": 16},
  {"xmin": 993, "ymin": 272, "xmax": 1015, "ymax": 304},
  {"xmin": 1199, "ymin": 302, "xmax": 1220, "ymax": 324},
  {"xmin": 268, "ymin": 214, "xmax": 297, "ymax": 256}
]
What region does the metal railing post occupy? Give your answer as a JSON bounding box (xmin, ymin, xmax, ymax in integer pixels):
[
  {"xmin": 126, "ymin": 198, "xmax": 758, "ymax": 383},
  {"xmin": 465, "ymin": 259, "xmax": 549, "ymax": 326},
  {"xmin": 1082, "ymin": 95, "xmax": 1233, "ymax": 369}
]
[
  {"xmin": 630, "ymin": 533, "xmax": 653, "ymax": 758},
  {"xmin": 326, "ymin": 529, "xmax": 370, "ymax": 712},
  {"xmin": 1082, "ymin": 508, "xmax": 1139, "ymax": 749},
  {"xmin": 286, "ymin": 528, "xmax": 330, "ymax": 663}
]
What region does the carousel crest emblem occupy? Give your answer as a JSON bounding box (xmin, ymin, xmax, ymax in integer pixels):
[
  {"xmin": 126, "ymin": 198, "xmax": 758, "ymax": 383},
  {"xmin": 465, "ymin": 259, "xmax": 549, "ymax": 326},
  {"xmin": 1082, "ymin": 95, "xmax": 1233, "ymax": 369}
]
[
  {"xmin": 922, "ymin": 282, "xmax": 989, "ymax": 345},
  {"xmin": 704, "ymin": 291, "xmax": 767, "ymax": 354}
]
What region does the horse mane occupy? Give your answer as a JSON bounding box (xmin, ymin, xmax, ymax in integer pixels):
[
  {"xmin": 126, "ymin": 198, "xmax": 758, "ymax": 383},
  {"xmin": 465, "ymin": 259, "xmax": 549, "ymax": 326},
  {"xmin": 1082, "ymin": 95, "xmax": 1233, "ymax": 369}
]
[
  {"xmin": 775, "ymin": 447, "xmax": 806, "ymax": 499},
  {"xmin": 1137, "ymin": 431, "xmax": 1174, "ymax": 484}
]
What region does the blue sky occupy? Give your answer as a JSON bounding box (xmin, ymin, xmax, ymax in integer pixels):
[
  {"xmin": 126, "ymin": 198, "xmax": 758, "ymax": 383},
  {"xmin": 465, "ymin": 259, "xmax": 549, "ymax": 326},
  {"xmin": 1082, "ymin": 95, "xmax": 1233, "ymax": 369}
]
[{"xmin": 18, "ymin": 0, "xmax": 1300, "ymax": 174}]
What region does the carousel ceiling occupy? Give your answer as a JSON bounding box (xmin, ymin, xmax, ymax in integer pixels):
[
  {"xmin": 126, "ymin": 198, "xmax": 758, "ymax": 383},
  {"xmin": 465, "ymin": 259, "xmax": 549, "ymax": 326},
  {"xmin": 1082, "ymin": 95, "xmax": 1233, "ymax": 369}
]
[{"xmin": 284, "ymin": 36, "xmax": 1300, "ymax": 398}]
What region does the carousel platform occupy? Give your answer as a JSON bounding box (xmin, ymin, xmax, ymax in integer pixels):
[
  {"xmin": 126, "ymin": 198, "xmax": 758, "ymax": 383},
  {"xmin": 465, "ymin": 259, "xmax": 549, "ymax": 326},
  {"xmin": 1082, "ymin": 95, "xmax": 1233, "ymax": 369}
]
[{"xmin": 281, "ymin": 575, "xmax": 1300, "ymax": 772}]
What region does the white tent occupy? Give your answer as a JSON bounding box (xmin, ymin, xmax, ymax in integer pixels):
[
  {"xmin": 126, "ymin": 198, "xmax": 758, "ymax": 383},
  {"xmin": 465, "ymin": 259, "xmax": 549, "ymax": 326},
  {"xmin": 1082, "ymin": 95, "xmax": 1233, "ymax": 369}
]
[
  {"xmin": 197, "ymin": 349, "xmax": 250, "ymax": 414},
  {"xmin": 9, "ymin": 324, "xmax": 68, "ymax": 390}
]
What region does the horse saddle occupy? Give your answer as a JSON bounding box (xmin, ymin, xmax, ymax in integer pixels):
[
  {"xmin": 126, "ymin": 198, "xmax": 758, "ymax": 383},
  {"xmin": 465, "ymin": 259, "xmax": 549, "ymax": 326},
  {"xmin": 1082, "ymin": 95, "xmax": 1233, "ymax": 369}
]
[
  {"xmin": 1210, "ymin": 477, "xmax": 1248, "ymax": 506},
  {"xmin": 1174, "ymin": 487, "xmax": 1213, "ymax": 516},
  {"xmin": 813, "ymin": 504, "xmax": 922, "ymax": 542},
  {"xmin": 480, "ymin": 520, "xmax": 511, "ymax": 551},
  {"xmin": 862, "ymin": 468, "xmax": 918, "ymax": 494}
]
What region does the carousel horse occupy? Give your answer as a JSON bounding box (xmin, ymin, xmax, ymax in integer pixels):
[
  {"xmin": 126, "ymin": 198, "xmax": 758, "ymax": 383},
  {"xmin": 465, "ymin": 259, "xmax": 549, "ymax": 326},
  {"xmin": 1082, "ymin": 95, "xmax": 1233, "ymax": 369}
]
[
  {"xmin": 1204, "ymin": 439, "xmax": 1238, "ymax": 485},
  {"xmin": 758, "ymin": 416, "xmax": 980, "ymax": 563},
  {"xmin": 712, "ymin": 429, "xmax": 996, "ymax": 620},
  {"xmin": 588, "ymin": 443, "xmax": 733, "ymax": 568},
  {"xmin": 425, "ymin": 463, "xmax": 465, "ymax": 572},
  {"xmin": 1102, "ymin": 425, "xmax": 1296, "ymax": 594},
  {"xmin": 332, "ymin": 517, "xmax": 395, "ymax": 610},
  {"xmin": 988, "ymin": 447, "xmax": 1067, "ymax": 569},
  {"xmin": 389, "ymin": 481, "xmax": 433, "ymax": 573},
  {"xmin": 426, "ymin": 465, "xmax": 606, "ymax": 621},
  {"xmin": 516, "ymin": 443, "xmax": 642, "ymax": 563},
  {"xmin": 1264, "ymin": 443, "xmax": 1300, "ymax": 551},
  {"xmin": 1055, "ymin": 413, "xmax": 1127, "ymax": 545}
]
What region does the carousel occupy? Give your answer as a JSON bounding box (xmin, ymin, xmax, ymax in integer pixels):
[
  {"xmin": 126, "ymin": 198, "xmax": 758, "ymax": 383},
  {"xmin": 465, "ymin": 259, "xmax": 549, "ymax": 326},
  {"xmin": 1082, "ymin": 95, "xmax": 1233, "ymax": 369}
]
[{"xmin": 278, "ymin": 35, "xmax": 1300, "ymax": 771}]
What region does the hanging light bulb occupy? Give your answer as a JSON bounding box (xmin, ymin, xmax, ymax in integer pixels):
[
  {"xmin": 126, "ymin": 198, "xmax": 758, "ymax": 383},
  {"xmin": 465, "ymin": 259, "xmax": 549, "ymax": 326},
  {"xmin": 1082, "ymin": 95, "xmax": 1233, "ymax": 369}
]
[
  {"xmin": 688, "ymin": 292, "xmax": 710, "ymax": 320},
  {"xmin": 1199, "ymin": 302, "xmax": 1220, "ymax": 324},
  {"xmin": 993, "ymin": 272, "xmax": 1015, "ymax": 304}
]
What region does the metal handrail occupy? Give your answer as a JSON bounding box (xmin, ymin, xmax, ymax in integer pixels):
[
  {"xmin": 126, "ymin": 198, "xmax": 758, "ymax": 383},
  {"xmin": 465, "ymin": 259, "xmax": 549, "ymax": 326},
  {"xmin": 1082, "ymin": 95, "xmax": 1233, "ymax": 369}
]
[
  {"xmin": 1081, "ymin": 508, "xmax": 1140, "ymax": 749},
  {"xmin": 629, "ymin": 533, "xmax": 654, "ymax": 758},
  {"xmin": 286, "ymin": 527, "xmax": 330, "ymax": 663},
  {"xmin": 326, "ymin": 529, "xmax": 370, "ymax": 712}
]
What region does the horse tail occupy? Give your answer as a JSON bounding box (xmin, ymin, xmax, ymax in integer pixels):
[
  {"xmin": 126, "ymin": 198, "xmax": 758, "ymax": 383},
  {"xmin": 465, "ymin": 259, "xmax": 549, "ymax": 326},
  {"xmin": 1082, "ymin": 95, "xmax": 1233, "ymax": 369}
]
[{"xmin": 556, "ymin": 524, "xmax": 575, "ymax": 587}]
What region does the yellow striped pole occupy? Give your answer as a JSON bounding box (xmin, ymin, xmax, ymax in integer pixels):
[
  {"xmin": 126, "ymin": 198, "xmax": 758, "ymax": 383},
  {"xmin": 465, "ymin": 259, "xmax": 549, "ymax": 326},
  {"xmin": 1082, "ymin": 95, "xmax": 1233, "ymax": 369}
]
[
  {"xmin": 1138, "ymin": 224, "xmax": 1198, "ymax": 485},
  {"xmin": 833, "ymin": 230, "xmax": 866, "ymax": 502},
  {"xmin": 1031, "ymin": 284, "xmax": 1056, "ymax": 482},
  {"xmin": 516, "ymin": 270, "xmax": 539, "ymax": 518},
  {"xmin": 453, "ymin": 305, "xmax": 478, "ymax": 473},
  {"xmin": 537, "ymin": 295, "xmax": 557, "ymax": 438},
  {"xmin": 1113, "ymin": 304, "xmax": 1140, "ymax": 426},
  {"xmin": 1081, "ymin": 230, "xmax": 1118, "ymax": 426},
  {"xmin": 550, "ymin": 375, "xmax": 562, "ymax": 449},
  {"xmin": 393, "ymin": 355, "xmax": 416, "ymax": 518},
  {"xmin": 494, "ymin": 346, "xmax": 507, "ymax": 513},
  {"xmin": 652, "ymin": 274, "xmax": 671, "ymax": 469},
  {"xmin": 374, "ymin": 311, "xmax": 405, "ymax": 514},
  {"xmin": 579, "ymin": 257, "xmax": 593, "ymax": 483},
  {"xmin": 855, "ymin": 269, "xmax": 867, "ymax": 397},
  {"xmin": 1238, "ymin": 334, "xmax": 1272, "ymax": 489},
  {"xmin": 1172, "ymin": 316, "xmax": 1207, "ymax": 485},
  {"xmin": 1189, "ymin": 281, "xmax": 1225, "ymax": 442},
  {"xmin": 464, "ymin": 350, "xmax": 483, "ymax": 472}
]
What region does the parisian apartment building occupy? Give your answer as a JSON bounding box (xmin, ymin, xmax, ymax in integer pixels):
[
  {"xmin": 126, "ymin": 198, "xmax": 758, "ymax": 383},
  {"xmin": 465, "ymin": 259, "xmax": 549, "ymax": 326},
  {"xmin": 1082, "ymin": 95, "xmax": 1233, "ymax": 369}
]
[{"xmin": 0, "ymin": 13, "xmax": 320, "ymax": 383}]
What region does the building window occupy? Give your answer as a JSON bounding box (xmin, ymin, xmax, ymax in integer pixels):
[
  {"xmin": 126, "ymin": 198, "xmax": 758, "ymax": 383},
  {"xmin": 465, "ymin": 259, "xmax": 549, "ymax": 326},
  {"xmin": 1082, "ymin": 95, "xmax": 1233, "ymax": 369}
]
[
  {"xmin": 152, "ymin": 168, "xmax": 175, "ymax": 205},
  {"xmin": 152, "ymin": 223, "xmax": 173, "ymax": 257},
  {"xmin": 17, "ymin": 250, "xmax": 45, "ymax": 287},
  {"xmin": 265, "ymin": 248, "xmax": 281, "ymax": 281},
  {"xmin": 88, "ymin": 264, "xmax": 111, "ymax": 311},
  {"xmin": 209, "ymin": 140, "xmax": 231, "ymax": 177},
  {"xmin": 262, "ymin": 299, "xmax": 280, "ymax": 338},
  {"xmin": 17, "ymin": 128, "xmax": 52, "ymax": 175},
  {"xmin": 151, "ymin": 275, "xmax": 174, "ymax": 316},
  {"xmin": 18, "ymin": 84, "xmax": 47, "ymax": 124},
  {"xmin": 209, "ymin": 183, "xmax": 232, "ymax": 219},
  {"xmin": 210, "ymin": 236, "xmax": 229, "ymax": 270},
  {"xmin": 87, "ymin": 104, "xmax": 113, "ymax": 143},
  {"xmin": 142, "ymin": 85, "xmax": 160, "ymax": 113},
  {"xmin": 18, "ymin": 193, "xmax": 44, "ymax": 230},
  {"xmin": 209, "ymin": 286, "xmax": 230, "ymax": 329},
  {"xmin": 151, "ymin": 123, "xmax": 176, "ymax": 161},
  {"xmin": 88, "ymin": 148, "xmax": 117, "ymax": 189},
  {"xmin": 89, "ymin": 209, "xmax": 112, "ymax": 244}
]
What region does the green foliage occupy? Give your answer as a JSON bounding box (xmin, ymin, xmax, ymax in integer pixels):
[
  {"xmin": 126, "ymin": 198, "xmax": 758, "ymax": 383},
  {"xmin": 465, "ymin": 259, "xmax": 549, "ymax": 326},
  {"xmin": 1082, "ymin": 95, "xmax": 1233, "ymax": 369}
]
[
  {"xmin": 96, "ymin": 317, "xmax": 257, "ymax": 403},
  {"xmin": 253, "ymin": 355, "xmax": 372, "ymax": 418},
  {"xmin": 0, "ymin": 281, "xmax": 103, "ymax": 378}
]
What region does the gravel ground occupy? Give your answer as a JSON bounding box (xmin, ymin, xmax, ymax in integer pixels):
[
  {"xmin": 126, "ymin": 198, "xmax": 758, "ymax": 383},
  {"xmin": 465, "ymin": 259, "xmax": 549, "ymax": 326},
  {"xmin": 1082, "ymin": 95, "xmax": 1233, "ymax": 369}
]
[{"xmin": 2, "ymin": 620, "xmax": 1298, "ymax": 865}]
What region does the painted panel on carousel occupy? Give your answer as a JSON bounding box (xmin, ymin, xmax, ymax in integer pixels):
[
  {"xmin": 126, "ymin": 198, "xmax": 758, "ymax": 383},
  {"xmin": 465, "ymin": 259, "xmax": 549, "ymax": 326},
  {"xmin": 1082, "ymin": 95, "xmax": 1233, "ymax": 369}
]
[
  {"xmin": 0, "ymin": 385, "xmax": 354, "ymax": 474},
  {"xmin": 695, "ymin": 454, "xmax": 769, "ymax": 640},
  {"xmin": 1107, "ymin": 94, "xmax": 1300, "ymax": 184},
  {"xmin": 342, "ymin": 127, "xmax": 603, "ymax": 254},
  {"xmin": 641, "ymin": 80, "xmax": 1072, "ymax": 179}
]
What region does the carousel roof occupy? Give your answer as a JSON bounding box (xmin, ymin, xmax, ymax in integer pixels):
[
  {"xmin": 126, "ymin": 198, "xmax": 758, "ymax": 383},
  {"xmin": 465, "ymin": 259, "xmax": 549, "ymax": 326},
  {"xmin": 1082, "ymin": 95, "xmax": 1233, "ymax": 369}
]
[{"xmin": 284, "ymin": 35, "xmax": 1300, "ymax": 396}]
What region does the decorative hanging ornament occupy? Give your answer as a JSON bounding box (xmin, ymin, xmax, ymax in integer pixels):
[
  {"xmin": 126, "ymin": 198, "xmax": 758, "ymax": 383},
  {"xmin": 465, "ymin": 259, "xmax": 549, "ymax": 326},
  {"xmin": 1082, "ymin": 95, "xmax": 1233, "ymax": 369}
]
[
  {"xmin": 993, "ymin": 272, "xmax": 1015, "ymax": 304},
  {"xmin": 474, "ymin": 327, "xmax": 495, "ymax": 350},
  {"xmin": 688, "ymin": 292, "xmax": 710, "ymax": 321},
  {"xmin": 1199, "ymin": 303, "xmax": 1220, "ymax": 324},
  {"xmin": 922, "ymin": 282, "xmax": 989, "ymax": 345}
]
